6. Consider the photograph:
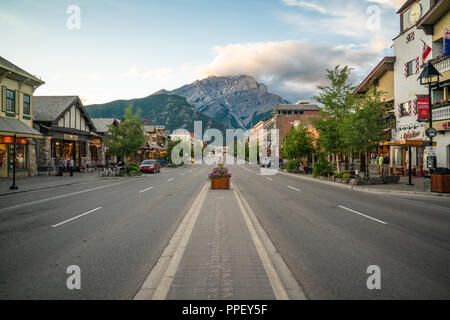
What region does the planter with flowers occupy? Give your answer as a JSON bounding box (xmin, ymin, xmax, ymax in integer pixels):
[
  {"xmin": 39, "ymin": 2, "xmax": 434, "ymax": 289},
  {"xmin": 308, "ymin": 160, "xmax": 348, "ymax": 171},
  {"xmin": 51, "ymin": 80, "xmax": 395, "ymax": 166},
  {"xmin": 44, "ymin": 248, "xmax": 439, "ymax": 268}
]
[{"xmin": 208, "ymin": 165, "xmax": 231, "ymax": 190}]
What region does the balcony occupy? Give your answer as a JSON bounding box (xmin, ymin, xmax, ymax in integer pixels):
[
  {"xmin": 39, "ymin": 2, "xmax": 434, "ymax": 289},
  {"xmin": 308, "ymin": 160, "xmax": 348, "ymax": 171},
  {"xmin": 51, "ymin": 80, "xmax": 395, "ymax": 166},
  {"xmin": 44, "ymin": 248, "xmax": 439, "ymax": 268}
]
[
  {"xmin": 432, "ymin": 56, "xmax": 450, "ymax": 75},
  {"xmin": 432, "ymin": 104, "xmax": 450, "ymax": 121}
]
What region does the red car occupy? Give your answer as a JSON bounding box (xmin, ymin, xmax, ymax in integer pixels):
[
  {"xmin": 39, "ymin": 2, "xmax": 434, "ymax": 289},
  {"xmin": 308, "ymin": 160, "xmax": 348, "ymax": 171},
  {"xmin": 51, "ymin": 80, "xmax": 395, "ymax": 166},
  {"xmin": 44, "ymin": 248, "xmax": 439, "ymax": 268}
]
[{"xmin": 140, "ymin": 160, "xmax": 161, "ymax": 173}]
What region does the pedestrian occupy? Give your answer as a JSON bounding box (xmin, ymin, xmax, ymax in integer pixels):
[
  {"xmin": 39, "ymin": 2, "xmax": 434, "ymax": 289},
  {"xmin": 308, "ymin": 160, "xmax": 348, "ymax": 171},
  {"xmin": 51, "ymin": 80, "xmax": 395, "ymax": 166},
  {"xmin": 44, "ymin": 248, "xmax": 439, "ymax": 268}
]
[
  {"xmin": 378, "ymin": 153, "xmax": 384, "ymax": 175},
  {"xmin": 69, "ymin": 158, "xmax": 75, "ymax": 177},
  {"xmin": 57, "ymin": 157, "xmax": 64, "ymax": 176},
  {"xmin": 383, "ymin": 153, "xmax": 390, "ymax": 176}
]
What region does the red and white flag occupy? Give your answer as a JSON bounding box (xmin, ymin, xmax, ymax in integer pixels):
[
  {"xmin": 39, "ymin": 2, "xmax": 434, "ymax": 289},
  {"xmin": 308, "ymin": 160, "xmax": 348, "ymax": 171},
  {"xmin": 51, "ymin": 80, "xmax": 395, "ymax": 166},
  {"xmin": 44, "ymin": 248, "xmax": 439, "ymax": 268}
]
[{"xmin": 422, "ymin": 40, "xmax": 431, "ymax": 64}]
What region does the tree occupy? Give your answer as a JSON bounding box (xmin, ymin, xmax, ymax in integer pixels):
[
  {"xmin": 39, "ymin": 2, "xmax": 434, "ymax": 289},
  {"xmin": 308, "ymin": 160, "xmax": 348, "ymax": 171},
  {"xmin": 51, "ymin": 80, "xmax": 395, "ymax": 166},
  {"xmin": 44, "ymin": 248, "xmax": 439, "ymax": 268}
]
[
  {"xmin": 282, "ymin": 125, "xmax": 315, "ymax": 160},
  {"xmin": 104, "ymin": 104, "xmax": 146, "ymax": 164},
  {"xmin": 312, "ymin": 66, "xmax": 356, "ymax": 172},
  {"xmin": 165, "ymin": 137, "xmax": 183, "ymax": 165},
  {"xmin": 343, "ymin": 84, "xmax": 389, "ymax": 179}
]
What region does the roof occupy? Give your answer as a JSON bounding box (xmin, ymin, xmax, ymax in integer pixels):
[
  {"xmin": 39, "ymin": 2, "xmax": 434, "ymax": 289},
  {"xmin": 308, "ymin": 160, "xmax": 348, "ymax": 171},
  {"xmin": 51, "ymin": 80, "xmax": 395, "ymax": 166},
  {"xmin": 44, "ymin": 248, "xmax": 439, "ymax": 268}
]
[
  {"xmin": 91, "ymin": 118, "xmax": 118, "ymax": 133},
  {"xmin": 33, "ymin": 96, "xmax": 79, "ymax": 122},
  {"xmin": 0, "ymin": 116, "xmax": 43, "ymax": 138},
  {"xmin": 417, "ymin": 0, "xmax": 449, "ymax": 29},
  {"xmin": 397, "ymin": 0, "xmax": 417, "ymax": 14},
  {"xmin": 273, "ymin": 104, "xmax": 320, "ymax": 112},
  {"xmin": 354, "ymin": 56, "xmax": 396, "ymax": 94},
  {"xmin": 0, "ymin": 56, "xmax": 44, "ymax": 86}
]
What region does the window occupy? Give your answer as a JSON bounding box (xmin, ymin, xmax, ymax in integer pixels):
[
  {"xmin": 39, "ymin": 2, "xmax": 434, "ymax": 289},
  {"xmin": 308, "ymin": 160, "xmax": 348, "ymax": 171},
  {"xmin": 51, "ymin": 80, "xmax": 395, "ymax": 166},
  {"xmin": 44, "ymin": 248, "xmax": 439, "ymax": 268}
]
[
  {"xmin": 6, "ymin": 89, "xmax": 15, "ymax": 113},
  {"xmin": 9, "ymin": 144, "xmax": 27, "ymax": 170},
  {"xmin": 401, "ymin": 102, "xmax": 409, "ymax": 117},
  {"xmin": 406, "ymin": 59, "xmax": 417, "ymax": 77},
  {"xmin": 23, "ymin": 94, "xmax": 31, "ymax": 115}
]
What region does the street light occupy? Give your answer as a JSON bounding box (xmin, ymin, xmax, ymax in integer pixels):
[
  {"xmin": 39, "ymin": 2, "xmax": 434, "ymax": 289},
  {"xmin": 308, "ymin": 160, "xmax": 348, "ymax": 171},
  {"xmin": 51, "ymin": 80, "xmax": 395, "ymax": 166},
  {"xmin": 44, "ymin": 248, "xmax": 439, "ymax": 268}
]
[{"xmin": 418, "ymin": 61, "xmax": 441, "ymax": 177}]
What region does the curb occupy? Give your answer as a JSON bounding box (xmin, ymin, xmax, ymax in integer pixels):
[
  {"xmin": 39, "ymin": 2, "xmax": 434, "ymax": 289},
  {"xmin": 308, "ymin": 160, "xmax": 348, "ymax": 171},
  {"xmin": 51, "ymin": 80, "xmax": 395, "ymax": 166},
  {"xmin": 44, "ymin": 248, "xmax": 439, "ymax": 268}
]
[{"xmin": 278, "ymin": 171, "xmax": 450, "ymax": 198}]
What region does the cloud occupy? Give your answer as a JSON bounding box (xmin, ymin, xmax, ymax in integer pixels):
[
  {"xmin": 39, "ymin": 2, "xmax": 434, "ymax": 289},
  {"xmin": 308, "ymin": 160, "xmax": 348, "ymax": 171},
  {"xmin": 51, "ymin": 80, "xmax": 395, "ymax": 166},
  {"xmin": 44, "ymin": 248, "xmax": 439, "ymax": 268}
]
[
  {"xmin": 366, "ymin": 0, "xmax": 405, "ymax": 9},
  {"xmin": 125, "ymin": 67, "xmax": 172, "ymax": 80},
  {"xmin": 198, "ymin": 38, "xmax": 387, "ymax": 101},
  {"xmin": 282, "ymin": 0, "xmax": 328, "ymax": 14}
]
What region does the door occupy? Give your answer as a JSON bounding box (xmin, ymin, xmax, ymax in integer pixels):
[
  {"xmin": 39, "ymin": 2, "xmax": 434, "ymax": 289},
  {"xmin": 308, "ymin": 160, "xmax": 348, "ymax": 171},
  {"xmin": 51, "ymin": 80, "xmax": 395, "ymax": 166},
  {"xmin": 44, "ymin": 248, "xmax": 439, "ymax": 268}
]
[{"xmin": 0, "ymin": 144, "xmax": 7, "ymax": 177}]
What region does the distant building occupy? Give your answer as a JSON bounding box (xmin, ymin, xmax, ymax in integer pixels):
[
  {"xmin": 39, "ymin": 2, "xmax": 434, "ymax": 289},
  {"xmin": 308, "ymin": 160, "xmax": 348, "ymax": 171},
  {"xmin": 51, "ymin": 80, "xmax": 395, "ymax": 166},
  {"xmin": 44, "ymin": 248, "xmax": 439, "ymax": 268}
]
[
  {"xmin": 0, "ymin": 56, "xmax": 44, "ymax": 178},
  {"xmin": 270, "ymin": 102, "xmax": 321, "ymax": 159},
  {"xmin": 91, "ymin": 118, "xmax": 120, "ymax": 166}
]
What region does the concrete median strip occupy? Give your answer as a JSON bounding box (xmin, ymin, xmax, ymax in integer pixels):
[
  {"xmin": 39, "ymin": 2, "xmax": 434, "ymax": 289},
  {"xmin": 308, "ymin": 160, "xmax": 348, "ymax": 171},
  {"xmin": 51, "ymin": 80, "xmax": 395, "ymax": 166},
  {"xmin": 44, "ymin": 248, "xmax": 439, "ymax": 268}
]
[
  {"xmin": 134, "ymin": 183, "xmax": 209, "ymax": 300},
  {"xmin": 232, "ymin": 181, "xmax": 307, "ymax": 300}
]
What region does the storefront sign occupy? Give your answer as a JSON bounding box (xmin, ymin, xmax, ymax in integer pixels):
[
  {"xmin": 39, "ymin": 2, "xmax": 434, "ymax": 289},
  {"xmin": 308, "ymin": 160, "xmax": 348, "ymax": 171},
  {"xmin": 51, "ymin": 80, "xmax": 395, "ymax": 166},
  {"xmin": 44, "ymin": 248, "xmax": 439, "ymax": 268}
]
[
  {"xmin": 64, "ymin": 134, "xmax": 79, "ymax": 141},
  {"xmin": 402, "ymin": 131, "xmax": 420, "ymax": 140},
  {"xmin": 416, "ymin": 95, "xmax": 430, "ymax": 122}
]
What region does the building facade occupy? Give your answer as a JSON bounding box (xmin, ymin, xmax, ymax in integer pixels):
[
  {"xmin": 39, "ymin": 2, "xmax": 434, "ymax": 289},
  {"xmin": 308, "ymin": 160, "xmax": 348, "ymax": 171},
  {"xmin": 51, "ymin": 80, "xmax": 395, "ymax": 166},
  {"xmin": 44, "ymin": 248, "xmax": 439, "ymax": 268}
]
[
  {"xmin": 0, "ymin": 56, "xmax": 44, "ymax": 178},
  {"xmin": 418, "ymin": 0, "xmax": 450, "ymax": 168},
  {"xmin": 33, "ymin": 96, "xmax": 97, "ymax": 173},
  {"xmin": 391, "ymin": 0, "xmax": 439, "ymax": 174}
]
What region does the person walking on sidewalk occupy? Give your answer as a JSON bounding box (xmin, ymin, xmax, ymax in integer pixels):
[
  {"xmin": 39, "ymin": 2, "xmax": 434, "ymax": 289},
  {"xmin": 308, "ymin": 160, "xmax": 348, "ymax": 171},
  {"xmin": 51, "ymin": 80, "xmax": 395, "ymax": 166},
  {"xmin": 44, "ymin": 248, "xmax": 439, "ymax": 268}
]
[
  {"xmin": 69, "ymin": 158, "xmax": 75, "ymax": 177},
  {"xmin": 378, "ymin": 154, "xmax": 384, "ymax": 175},
  {"xmin": 383, "ymin": 153, "xmax": 390, "ymax": 176}
]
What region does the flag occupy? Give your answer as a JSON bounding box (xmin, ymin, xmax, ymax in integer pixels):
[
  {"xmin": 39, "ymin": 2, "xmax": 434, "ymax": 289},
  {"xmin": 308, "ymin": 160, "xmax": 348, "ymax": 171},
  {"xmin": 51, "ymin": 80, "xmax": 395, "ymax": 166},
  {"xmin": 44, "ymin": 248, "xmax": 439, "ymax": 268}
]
[
  {"xmin": 422, "ymin": 40, "xmax": 431, "ymax": 64},
  {"xmin": 444, "ymin": 27, "xmax": 450, "ymax": 57}
]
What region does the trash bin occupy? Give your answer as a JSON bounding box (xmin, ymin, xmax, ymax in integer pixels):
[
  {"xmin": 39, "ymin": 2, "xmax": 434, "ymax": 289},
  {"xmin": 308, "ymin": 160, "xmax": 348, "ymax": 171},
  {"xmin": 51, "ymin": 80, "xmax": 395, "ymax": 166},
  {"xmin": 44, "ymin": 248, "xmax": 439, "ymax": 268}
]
[{"xmin": 430, "ymin": 168, "xmax": 450, "ymax": 193}]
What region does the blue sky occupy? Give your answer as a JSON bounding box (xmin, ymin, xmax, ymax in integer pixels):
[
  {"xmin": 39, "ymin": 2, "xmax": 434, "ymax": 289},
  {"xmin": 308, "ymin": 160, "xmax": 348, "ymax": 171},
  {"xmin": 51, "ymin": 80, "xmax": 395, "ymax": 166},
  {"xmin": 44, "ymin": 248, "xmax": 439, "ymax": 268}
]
[{"xmin": 0, "ymin": 0, "xmax": 404, "ymax": 104}]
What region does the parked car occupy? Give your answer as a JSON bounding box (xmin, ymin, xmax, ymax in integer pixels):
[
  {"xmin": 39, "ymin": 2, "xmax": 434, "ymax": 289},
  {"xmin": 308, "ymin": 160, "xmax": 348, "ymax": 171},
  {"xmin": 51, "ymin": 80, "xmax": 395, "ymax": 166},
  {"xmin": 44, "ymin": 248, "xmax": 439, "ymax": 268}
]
[{"xmin": 140, "ymin": 160, "xmax": 161, "ymax": 173}]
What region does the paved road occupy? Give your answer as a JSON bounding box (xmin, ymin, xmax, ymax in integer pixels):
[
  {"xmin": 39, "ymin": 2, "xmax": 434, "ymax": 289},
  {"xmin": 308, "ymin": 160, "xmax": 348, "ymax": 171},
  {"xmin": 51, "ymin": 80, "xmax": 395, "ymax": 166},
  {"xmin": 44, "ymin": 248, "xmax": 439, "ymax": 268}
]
[
  {"xmin": 232, "ymin": 164, "xmax": 450, "ymax": 299},
  {"xmin": 0, "ymin": 165, "xmax": 209, "ymax": 299}
]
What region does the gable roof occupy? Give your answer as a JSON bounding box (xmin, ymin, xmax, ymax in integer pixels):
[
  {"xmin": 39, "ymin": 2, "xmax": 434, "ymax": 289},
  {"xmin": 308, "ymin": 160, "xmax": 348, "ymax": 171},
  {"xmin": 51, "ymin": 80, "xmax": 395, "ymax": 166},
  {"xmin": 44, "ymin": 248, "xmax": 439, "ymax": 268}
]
[
  {"xmin": 0, "ymin": 56, "xmax": 44, "ymax": 86},
  {"xmin": 33, "ymin": 96, "xmax": 79, "ymax": 122},
  {"xmin": 33, "ymin": 96, "xmax": 97, "ymax": 131},
  {"xmin": 354, "ymin": 56, "xmax": 396, "ymax": 94},
  {"xmin": 91, "ymin": 118, "xmax": 118, "ymax": 133}
]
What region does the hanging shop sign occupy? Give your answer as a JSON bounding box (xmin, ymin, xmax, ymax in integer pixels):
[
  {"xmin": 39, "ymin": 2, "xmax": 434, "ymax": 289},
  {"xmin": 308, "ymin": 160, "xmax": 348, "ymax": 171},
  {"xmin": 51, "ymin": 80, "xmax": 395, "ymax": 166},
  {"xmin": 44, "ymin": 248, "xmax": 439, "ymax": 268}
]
[
  {"xmin": 64, "ymin": 134, "xmax": 79, "ymax": 141},
  {"xmin": 416, "ymin": 95, "xmax": 430, "ymax": 122},
  {"xmin": 402, "ymin": 131, "xmax": 421, "ymax": 139}
]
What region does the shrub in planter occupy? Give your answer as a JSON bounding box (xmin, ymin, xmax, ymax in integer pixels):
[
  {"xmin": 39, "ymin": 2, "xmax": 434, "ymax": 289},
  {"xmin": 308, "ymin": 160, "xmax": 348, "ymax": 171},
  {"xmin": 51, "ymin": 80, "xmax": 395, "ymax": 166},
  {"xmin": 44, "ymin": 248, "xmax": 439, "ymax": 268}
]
[
  {"xmin": 286, "ymin": 160, "xmax": 301, "ymax": 173},
  {"xmin": 313, "ymin": 157, "xmax": 333, "ymax": 178},
  {"xmin": 127, "ymin": 162, "xmax": 140, "ymax": 175},
  {"xmin": 208, "ymin": 165, "xmax": 231, "ymax": 190},
  {"xmin": 342, "ymin": 173, "xmax": 351, "ymax": 183}
]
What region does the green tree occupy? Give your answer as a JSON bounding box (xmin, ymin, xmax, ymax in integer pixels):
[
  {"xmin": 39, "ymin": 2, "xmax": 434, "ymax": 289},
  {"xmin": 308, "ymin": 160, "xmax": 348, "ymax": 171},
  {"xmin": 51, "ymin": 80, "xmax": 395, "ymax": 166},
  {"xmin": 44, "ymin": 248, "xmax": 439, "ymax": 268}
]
[
  {"xmin": 165, "ymin": 137, "xmax": 183, "ymax": 165},
  {"xmin": 104, "ymin": 104, "xmax": 146, "ymax": 164},
  {"xmin": 312, "ymin": 66, "xmax": 356, "ymax": 172},
  {"xmin": 281, "ymin": 125, "xmax": 315, "ymax": 160},
  {"xmin": 343, "ymin": 84, "xmax": 389, "ymax": 179}
]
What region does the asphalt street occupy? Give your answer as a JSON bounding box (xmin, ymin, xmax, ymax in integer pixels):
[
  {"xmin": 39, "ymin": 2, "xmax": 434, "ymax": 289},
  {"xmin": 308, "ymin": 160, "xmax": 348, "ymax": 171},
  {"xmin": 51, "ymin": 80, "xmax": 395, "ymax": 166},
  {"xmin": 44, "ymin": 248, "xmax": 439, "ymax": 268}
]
[
  {"xmin": 0, "ymin": 163, "xmax": 449, "ymax": 299},
  {"xmin": 0, "ymin": 165, "xmax": 209, "ymax": 299},
  {"xmin": 232, "ymin": 164, "xmax": 450, "ymax": 299}
]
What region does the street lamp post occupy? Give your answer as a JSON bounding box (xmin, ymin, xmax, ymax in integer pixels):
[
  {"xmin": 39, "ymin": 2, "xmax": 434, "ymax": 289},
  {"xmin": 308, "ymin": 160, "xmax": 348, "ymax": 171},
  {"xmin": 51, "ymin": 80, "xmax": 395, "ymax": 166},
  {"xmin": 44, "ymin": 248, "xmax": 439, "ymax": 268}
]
[
  {"xmin": 9, "ymin": 134, "xmax": 18, "ymax": 190},
  {"xmin": 418, "ymin": 61, "xmax": 441, "ymax": 173}
]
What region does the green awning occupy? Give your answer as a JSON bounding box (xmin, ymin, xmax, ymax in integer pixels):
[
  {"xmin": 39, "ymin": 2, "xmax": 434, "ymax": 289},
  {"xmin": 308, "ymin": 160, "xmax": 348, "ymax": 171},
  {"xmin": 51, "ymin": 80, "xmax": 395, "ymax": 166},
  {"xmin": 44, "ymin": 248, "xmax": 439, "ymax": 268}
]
[{"xmin": 0, "ymin": 116, "xmax": 42, "ymax": 138}]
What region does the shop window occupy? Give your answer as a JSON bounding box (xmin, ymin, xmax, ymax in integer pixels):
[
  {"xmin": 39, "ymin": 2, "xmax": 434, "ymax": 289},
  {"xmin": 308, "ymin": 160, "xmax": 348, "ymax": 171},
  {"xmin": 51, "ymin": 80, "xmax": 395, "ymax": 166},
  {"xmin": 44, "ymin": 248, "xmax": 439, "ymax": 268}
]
[
  {"xmin": 23, "ymin": 94, "xmax": 31, "ymax": 115},
  {"xmin": 406, "ymin": 59, "xmax": 417, "ymax": 77},
  {"xmin": 9, "ymin": 144, "xmax": 27, "ymax": 169},
  {"xmin": 6, "ymin": 89, "xmax": 15, "ymax": 113}
]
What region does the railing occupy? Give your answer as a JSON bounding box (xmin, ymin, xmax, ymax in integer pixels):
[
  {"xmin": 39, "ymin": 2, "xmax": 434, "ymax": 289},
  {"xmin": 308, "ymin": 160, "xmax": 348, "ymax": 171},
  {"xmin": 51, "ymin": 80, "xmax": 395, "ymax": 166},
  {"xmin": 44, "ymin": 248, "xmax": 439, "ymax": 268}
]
[
  {"xmin": 433, "ymin": 104, "xmax": 450, "ymax": 121},
  {"xmin": 433, "ymin": 57, "xmax": 450, "ymax": 74}
]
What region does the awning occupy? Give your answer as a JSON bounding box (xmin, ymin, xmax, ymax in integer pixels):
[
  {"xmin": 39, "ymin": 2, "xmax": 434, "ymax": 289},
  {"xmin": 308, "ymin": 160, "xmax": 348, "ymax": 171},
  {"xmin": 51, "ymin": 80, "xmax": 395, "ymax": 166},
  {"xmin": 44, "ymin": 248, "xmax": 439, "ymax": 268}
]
[
  {"xmin": 380, "ymin": 140, "xmax": 436, "ymax": 147},
  {"xmin": 0, "ymin": 116, "xmax": 42, "ymax": 138}
]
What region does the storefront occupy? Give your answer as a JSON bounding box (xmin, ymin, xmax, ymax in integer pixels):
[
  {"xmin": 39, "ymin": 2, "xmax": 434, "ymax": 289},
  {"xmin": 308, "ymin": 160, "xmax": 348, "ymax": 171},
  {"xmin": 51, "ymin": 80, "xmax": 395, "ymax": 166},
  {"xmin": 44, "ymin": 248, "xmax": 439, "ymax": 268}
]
[
  {"xmin": 381, "ymin": 140, "xmax": 434, "ymax": 176},
  {"xmin": 50, "ymin": 133, "xmax": 88, "ymax": 168},
  {"xmin": 0, "ymin": 117, "xmax": 43, "ymax": 178}
]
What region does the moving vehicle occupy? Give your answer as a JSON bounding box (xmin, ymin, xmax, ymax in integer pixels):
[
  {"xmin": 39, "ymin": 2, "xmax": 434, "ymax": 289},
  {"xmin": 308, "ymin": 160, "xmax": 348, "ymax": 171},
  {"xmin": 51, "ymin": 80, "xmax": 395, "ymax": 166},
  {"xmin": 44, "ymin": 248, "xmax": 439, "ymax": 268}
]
[{"xmin": 140, "ymin": 160, "xmax": 161, "ymax": 173}]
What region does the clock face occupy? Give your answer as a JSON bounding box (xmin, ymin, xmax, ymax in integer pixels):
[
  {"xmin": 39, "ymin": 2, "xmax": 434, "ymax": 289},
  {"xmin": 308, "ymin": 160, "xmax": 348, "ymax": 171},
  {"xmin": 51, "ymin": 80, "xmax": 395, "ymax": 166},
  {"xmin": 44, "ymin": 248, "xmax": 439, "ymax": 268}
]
[{"xmin": 408, "ymin": 3, "xmax": 422, "ymax": 25}]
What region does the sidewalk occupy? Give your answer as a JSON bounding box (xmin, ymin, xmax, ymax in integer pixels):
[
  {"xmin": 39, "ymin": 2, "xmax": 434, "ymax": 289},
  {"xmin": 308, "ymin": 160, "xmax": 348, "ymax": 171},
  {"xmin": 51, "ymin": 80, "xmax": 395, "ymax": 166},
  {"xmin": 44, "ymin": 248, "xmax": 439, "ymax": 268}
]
[
  {"xmin": 279, "ymin": 171, "xmax": 450, "ymax": 197},
  {"xmin": 0, "ymin": 171, "xmax": 106, "ymax": 196},
  {"xmin": 135, "ymin": 181, "xmax": 304, "ymax": 300}
]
